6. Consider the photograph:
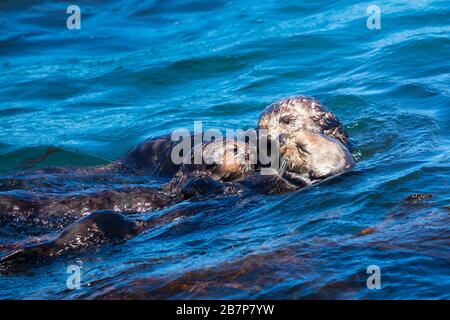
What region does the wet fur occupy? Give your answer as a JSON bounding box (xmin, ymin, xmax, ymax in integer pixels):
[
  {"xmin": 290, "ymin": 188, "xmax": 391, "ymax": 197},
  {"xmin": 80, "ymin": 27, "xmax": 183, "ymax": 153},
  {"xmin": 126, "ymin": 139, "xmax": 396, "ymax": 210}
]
[
  {"xmin": 0, "ymin": 96, "xmax": 355, "ymax": 269},
  {"xmin": 258, "ymin": 96, "xmax": 350, "ymax": 147}
]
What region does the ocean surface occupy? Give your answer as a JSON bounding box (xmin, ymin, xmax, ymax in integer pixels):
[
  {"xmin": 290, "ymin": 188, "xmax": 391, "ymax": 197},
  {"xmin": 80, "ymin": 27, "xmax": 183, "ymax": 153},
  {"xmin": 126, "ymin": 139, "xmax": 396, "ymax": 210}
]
[{"xmin": 0, "ymin": 0, "xmax": 449, "ymax": 299}]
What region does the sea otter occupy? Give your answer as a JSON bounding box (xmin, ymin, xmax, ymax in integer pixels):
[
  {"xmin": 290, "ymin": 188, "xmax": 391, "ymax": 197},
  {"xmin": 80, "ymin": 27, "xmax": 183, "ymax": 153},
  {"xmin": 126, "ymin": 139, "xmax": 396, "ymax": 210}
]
[
  {"xmin": 0, "ymin": 140, "xmax": 298, "ymax": 269},
  {"xmin": 0, "ymin": 96, "xmax": 353, "ymax": 228},
  {"xmin": 0, "ymin": 96, "xmax": 355, "ymax": 269},
  {"xmin": 0, "ymin": 140, "xmax": 261, "ymax": 227}
]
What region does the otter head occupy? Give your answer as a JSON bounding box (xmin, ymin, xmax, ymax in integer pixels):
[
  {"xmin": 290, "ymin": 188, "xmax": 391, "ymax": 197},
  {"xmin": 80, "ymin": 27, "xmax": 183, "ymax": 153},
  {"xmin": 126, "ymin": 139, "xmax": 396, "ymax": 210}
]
[
  {"xmin": 257, "ymin": 96, "xmax": 354, "ymax": 183},
  {"xmin": 182, "ymin": 140, "xmax": 257, "ymax": 182},
  {"xmin": 257, "ymin": 96, "xmax": 349, "ymax": 146}
]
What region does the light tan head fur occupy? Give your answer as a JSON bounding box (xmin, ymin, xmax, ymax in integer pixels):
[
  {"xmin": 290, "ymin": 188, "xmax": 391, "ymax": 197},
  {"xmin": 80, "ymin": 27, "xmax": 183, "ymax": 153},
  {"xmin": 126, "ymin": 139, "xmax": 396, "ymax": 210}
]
[
  {"xmin": 258, "ymin": 96, "xmax": 354, "ymax": 182},
  {"xmin": 258, "ymin": 96, "xmax": 349, "ymax": 146}
]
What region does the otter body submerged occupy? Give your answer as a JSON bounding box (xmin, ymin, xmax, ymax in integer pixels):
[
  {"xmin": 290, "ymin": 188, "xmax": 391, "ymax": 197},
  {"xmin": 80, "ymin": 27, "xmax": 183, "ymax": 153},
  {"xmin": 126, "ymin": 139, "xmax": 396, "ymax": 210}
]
[{"xmin": 0, "ymin": 96, "xmax": 355, "ymax": 270}]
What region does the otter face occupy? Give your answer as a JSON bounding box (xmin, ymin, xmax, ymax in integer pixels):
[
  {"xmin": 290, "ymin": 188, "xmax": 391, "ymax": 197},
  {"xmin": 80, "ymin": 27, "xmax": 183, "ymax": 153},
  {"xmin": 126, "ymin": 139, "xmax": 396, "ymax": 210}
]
[
  {"xmin": 258, "ymin": 96, "xmax": 354, "ymax": 182},
  {"xmin": 279, "ymin": 131, "xmax": 355, "ymax": 183},
  {"xmin": 183, "ymin": 140, "xmax": 256, "ymax": 182},
  {"xmin": 257, "ymin": 96, "xmax": 349, "ymax": 146}
]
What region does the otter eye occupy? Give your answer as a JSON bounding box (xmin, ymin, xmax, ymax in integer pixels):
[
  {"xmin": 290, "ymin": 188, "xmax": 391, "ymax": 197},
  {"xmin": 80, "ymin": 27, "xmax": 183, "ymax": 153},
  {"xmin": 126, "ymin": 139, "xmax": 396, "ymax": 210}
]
[{"xmin": 280, "ymin": 116, "xmax": 295, "ymax": 125}]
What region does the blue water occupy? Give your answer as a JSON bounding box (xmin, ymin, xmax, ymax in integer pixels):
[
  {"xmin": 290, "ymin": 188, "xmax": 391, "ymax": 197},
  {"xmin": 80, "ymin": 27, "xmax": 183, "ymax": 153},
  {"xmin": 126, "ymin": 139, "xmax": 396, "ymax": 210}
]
[{"xmin": 0, "ymin": 0, "xmax": 449, "ymax": 299}]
